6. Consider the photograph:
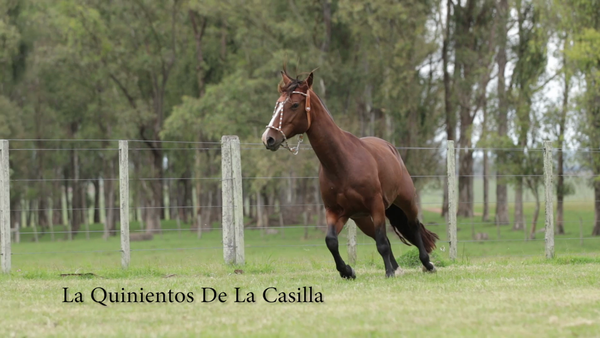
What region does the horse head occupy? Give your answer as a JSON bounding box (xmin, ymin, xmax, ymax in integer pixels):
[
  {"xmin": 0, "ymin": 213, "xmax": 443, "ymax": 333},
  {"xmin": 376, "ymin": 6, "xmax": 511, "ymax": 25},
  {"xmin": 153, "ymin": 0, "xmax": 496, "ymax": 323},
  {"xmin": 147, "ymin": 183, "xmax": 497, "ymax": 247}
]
[{"xmin": 261, "ymin": 69, "xmax": 313, "ymax": 153}]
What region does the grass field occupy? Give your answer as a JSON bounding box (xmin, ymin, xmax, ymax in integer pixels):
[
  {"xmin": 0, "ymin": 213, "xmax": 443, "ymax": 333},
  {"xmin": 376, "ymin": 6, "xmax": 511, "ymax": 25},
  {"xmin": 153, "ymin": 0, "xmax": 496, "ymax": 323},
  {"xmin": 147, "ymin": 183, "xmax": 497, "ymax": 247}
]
[{"xmin": 2, "ymin": 200, "xmax": 600, "ymax": 337}]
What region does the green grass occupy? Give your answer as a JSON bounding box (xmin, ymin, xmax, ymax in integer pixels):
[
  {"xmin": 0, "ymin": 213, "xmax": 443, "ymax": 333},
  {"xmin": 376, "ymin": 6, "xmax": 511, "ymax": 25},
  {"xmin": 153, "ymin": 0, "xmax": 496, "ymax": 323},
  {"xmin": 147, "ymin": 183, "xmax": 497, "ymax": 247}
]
[{"xmin": 3, "ymin": 202, "xmax": 600, "ymax": 337}]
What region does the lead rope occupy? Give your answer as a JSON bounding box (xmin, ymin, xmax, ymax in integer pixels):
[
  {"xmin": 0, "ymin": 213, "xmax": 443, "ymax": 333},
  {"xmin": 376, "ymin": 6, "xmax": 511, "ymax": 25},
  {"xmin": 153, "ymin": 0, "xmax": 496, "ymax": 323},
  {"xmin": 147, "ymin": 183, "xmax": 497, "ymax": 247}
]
[{"xmin": 266, "ymin": 90, "xmax": 310, "ymax": 155}]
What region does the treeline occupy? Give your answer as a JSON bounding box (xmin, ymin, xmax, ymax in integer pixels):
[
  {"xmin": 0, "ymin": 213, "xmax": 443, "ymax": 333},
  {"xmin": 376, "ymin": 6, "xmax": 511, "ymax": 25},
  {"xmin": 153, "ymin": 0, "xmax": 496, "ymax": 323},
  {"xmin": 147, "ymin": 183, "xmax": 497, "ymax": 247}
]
[{"xmin": 0, "ymin": 0, "xmax": 599, "ymax": 237}]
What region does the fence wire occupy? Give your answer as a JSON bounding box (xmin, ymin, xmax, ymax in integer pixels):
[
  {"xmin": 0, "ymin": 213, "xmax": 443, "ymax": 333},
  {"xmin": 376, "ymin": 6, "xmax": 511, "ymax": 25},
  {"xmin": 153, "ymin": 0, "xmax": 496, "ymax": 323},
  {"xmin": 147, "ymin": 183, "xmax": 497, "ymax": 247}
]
[{"xmin": 3, "ymin": 139, "xmax": 600, "ymax": 270}]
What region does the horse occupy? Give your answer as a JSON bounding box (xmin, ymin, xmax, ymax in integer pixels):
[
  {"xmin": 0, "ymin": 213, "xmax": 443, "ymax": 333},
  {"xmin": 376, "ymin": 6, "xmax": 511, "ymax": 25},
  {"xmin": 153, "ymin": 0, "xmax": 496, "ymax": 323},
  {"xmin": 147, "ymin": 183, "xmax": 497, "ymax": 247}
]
[{"xmin": 261, "ymin": 69, "xmax": 439, "ymax": 278}]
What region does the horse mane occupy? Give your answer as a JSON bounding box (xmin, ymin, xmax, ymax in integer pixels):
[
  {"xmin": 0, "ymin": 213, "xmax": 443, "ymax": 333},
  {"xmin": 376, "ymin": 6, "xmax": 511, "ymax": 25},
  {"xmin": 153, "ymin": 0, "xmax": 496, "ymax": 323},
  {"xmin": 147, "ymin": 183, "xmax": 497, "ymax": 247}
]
[
  {"xmin": 315, "ymin": 93, "xmax": 333, "ymax": 120},
  {"xmin": 278, "ymin": 79, "xmax": 302, "ymax": 94}
]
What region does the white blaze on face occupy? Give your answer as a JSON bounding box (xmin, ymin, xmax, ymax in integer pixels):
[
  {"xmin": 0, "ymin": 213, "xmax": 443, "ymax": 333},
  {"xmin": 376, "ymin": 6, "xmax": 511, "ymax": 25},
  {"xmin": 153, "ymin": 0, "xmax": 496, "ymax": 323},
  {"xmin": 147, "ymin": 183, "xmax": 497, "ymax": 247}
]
[
  {"xmin": 267, "ymin": 101, "xmax": 285, "ymax": 129},
  {"xmin": 262, "ymin": 97, "xmax": 287, "ymax": 145}
]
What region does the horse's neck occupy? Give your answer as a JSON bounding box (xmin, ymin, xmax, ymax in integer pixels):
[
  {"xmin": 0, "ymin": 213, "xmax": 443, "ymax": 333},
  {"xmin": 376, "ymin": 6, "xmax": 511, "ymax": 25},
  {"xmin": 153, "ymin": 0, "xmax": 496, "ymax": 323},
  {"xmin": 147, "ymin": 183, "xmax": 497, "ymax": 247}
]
[{"xmin": 305, "ymin": 92, "xmax": 352, "ymax": 174}]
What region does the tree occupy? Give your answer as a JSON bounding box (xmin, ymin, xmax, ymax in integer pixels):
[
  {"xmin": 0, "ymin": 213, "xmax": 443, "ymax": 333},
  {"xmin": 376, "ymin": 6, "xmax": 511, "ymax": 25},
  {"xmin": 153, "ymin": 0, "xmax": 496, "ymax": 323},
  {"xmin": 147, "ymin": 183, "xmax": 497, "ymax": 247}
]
[
  {"xmin": 510, "ymin": 0, "xmax": 547, "ymax": 230},
  {"xmin": 56, "ymin": 0, "xmax": 188, "ymax": 233},
  {"xmin": 494, "ymin": 0, "xmax": 510, "ymax": 225},
  {"xmin": 449, "ymin": 0, "xmax": 497, "ymax": 217}
]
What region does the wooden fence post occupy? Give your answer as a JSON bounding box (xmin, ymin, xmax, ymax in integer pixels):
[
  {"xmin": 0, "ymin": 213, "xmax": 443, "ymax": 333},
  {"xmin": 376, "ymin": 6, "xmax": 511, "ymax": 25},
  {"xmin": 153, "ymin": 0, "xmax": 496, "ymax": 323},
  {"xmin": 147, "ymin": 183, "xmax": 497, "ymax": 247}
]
[
  {"xmin": 119, "ymin": 140, "xmax": 130, "ymax": 269},
  {"xmin": 347, "ymin": 219, "xmax": 357, "ymax": 265},
  {"xmin": 221, "ymin": 136, "xmax": 244, "ymax": 265},
  {"xmin": 543, "ymin": 141, "xmax": 555, "ymax": 259},
  {"xmin": 0, "ymin": 140, "xmax": 10, "ymax": 273},
  {"xmin": 447, "ymin": 141, "xmax": 457, "ymax": 260}
]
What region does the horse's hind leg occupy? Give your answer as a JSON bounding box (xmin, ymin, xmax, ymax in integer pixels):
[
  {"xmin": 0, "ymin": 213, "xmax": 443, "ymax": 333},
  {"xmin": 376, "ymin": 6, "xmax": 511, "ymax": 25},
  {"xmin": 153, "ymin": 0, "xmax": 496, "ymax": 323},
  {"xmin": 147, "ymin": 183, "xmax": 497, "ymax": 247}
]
[
  {"xmin": 370, "ymin": 198, "xmax": 398, "ymax": 278},
  {"xmin": 325, "ymin": 209, "xmax": 355, "ymax": 279},
  {"xmin": 411, "ymin": 221, "xmax": 436, "ymax": 272},
  {"xmin": 386, "ymin": 204, "xmax": 436, "ymax": 272},
  {"xmin": 353, "ymin": 217, "xmax": 401, "ymax": 276},
  {"xmin": 385, "ymin": 237, "xmax": 402, "ymax": 275}
]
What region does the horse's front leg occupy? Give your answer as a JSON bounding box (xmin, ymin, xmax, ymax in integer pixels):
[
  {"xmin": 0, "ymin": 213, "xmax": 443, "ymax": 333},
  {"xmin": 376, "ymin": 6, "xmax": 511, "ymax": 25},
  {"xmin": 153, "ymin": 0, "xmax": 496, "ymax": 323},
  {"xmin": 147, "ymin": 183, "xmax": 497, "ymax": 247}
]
[
  {"xmin": 324, "ymin": 209, "xmax": 355, "ymax": 279},
  {"xmin": 372, "ymin": 198, "xmax": 396, "ymax": 278}
]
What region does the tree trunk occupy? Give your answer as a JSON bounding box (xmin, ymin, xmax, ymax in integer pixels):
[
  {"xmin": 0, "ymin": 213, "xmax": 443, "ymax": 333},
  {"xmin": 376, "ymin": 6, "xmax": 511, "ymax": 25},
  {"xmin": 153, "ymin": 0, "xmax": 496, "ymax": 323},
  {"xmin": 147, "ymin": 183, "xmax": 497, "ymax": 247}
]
[
  {"xmin": 11, "ymin": 197, "xmax": 20, "ymax": 232},
  {"xmin": 63, "ymin": 170, "xmax": 71, "ymax": 226},
  {"xmin": 70, "ymin": 149, "xmax": 83, "ymax": 236},
  {"xmin": 513, "ymin": 179, "xmax": 524, "ymax": 230},
  {"xmin": 189, "ymin": 10, "xmax": 207, "ymax": 98},
  {"xmin": 557, "ymin": 47, "xmax": 570, "ymax": 235},
  {"xmin": 53, "ymin": 169, "xmax": 63, "ymax": 225},
  {"xmin": 193, "ymin": 148, "xmax": 202, "ymax": 231},
  {"xmin": 495, "ymin": 0, "xmax": 510, "ymax": 225},
  {"xmin": 529, "ymin": 191, "xmax": 540, "ymax": 239},
  {"xmin": 104, "ymin": 160, "xmax": 117, "ymax": 236},
  {"xmin": 143, "ymin": 150, "xmax": 162, "ymax": 234},
  {"xmin": 203, "ymin": 191, "xmax": 213, "ymax": 231},
  {"xmin": 481, "ymin": 95, "xmax": 490, "ymax": 222},
  {"xmin": 37, "ymin": 183, "xmax": 48, "ymax": 229},
  {"xmin": 137, "ymin": 139, "xmax": 163, "ymax": 234},
  {"xmin": 482, "ymin": 149, "xmax": 489, "ymax": 222},
  {"xmin": 168, "ymin": 177, "xmax": 177, "ymax": 221},
  {"xmin": 179, "ymin": 169, "xmax": 191, "ymax": 223},
  {"xmin": 457, "ymin": 148, "xmax": 474, "ymax": 217},
  {"xmin": 593, "ymin": 181, "xmax": 600, "ymax": 236},
  {"xmin": 457, "ymin": 94, "xmax": 474, "ymax": 217},
  {"xmin": 556, "ymin": 147, "xmax": 565, "ymax": 234},
  {"xmin": 256, "ymin": 191, "xmax": 264, "ymax": 229},
  {"xmin": 442, "ymin": 0, "xmax": 456, "ymax": 217},
  {"xmin": 93, "ymin": 179, "xmax": 101, "ymax": 224},
  {"xmin": 26, "ymin": 198, "xmax": 32, "ymax": 228},
  {"xmin": 37, "ymin": 197, "xmax": 48, "ymax": 229}
]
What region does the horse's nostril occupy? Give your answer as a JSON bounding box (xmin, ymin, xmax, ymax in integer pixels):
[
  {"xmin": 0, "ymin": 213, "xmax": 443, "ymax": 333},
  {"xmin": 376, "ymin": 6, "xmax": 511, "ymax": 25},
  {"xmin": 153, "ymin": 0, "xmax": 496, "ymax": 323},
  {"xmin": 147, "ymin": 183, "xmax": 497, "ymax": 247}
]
[{"xmin": 267, "ymin": 136, "xmax": 275, "ymax": 147}]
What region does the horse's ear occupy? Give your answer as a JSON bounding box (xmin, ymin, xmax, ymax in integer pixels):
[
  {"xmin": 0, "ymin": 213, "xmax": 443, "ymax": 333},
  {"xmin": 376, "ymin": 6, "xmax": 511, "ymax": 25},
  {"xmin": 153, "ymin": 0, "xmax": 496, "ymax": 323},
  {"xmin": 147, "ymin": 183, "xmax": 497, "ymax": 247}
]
[
  {"xmin": 305, "ymin": 72, "xmax": 314, "ymax": 89},
  {"xmin": 281, "ymin": 70, "xmax": 292, "ymax": 85}
]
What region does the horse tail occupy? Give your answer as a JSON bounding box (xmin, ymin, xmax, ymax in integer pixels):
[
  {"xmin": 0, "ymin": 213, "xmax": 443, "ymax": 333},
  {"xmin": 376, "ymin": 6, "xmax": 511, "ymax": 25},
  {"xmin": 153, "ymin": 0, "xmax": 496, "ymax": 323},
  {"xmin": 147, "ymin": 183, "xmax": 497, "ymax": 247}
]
[
  {"xmin": 385, "ymin": 204, "xmax": 439, "ymax": 253},
  {"xmin": 418, "ymin": 221, "xmax": 439, "ymax": 253}
]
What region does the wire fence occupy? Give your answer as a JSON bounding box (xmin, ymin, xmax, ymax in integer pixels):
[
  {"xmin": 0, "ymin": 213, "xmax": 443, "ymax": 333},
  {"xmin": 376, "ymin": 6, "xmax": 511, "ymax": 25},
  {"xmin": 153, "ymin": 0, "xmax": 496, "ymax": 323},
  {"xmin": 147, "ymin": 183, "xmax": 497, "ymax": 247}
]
[{"xmin": 1, "ymin": 138, "xmax": 599, "ymax": 273}]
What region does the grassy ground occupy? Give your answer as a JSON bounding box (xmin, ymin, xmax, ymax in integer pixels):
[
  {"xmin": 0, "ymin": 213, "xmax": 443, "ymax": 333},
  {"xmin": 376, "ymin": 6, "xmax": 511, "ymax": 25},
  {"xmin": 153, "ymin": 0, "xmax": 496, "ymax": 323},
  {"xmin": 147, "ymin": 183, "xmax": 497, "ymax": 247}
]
[
  {"xmin": 2, "ymin": 257, "xmax": 600, "ymax": 337},
  {"xmin": 2, "ymin": 201, "xmax": 600, "ymax": 337}
]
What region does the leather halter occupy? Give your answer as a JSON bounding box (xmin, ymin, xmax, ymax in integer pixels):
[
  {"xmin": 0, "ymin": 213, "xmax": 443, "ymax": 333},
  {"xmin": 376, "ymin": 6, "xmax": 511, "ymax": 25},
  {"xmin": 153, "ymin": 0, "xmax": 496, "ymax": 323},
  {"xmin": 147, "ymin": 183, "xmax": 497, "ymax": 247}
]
[{"xmin": 265, "ymin": 89, "xmax": 311, "ymax": 155}]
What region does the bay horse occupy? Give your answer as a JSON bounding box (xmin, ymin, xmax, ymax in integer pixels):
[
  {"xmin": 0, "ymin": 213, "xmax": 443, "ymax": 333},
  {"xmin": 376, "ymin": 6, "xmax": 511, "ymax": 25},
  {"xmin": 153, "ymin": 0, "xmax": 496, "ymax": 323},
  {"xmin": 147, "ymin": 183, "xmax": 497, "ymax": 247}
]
[{"xmin": 261, "ymin": 70, "xmax": 439, "ymax": 278}]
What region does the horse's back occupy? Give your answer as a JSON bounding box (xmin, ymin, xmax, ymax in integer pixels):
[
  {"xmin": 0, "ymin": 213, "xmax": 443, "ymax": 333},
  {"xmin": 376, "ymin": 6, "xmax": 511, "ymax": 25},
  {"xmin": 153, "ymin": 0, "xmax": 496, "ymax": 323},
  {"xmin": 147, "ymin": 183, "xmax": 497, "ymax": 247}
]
[
  {"xmin": 357, "ymin": 137, "xmax": 416, "ymax": 208},
  {"xmin": 358, "ymin": 136, "xmax": 403, "ymax": 167}
]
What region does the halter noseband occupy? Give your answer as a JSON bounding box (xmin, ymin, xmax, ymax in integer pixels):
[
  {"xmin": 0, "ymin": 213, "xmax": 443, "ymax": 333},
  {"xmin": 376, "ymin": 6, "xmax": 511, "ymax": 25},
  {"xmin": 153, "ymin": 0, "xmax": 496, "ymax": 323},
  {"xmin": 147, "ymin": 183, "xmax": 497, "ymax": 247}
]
[{"xmin": 265, "ymin": 90, "xmax": 311, "ymax": 155}]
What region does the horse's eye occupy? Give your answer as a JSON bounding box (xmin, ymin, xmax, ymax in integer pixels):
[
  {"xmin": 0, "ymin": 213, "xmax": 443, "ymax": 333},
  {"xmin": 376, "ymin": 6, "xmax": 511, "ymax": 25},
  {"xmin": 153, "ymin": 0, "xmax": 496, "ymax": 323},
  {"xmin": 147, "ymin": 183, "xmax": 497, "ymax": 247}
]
[{"xmin": 291, "ymin": 102, "xmax": 299, "ymax": 109}]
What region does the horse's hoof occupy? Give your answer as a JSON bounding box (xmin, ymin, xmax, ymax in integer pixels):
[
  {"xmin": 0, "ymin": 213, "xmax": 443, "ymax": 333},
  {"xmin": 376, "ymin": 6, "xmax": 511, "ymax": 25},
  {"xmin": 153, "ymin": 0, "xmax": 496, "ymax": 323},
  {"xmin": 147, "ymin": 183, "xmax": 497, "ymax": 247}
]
[
  {"xmin": 385, "ymin": 268, "xmax": 399, "ymax": 278},
  {"xmin": 394, "ymin": 267, "xmax": 404, "ymax": 277},
  {"xmin": 340, "ymin": 266, "xmax": 356, "ymax": 279},
  {"xmin": 422, "ymin": 263, "xmax": 437, "ymax": 273}
]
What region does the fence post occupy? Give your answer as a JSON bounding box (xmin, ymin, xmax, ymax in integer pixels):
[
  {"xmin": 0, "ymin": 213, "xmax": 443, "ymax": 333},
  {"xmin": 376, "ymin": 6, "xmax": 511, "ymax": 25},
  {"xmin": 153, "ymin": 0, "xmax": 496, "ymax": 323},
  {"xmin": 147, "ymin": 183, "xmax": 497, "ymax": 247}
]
[
  {"xmin": 543, "ymin": 141, "xmax": 554, "ymax": 259},
  {"xmin": 0, "ymin": 140, "xmax": 10, "ymax": 273},
  {"xmin": 221, "ymin": 136, "xmax": 244, "ymax": 265},
  {"xmin": 347, "ymin": 219, "xmax": 357, "ymax": 265},
  {"xmin": 447, "ymin": 141, "xmax": 457, "ymax": 260},
  {"xmin": 119, "ymin": 140, "xmax": 130, "ymax": 269}
]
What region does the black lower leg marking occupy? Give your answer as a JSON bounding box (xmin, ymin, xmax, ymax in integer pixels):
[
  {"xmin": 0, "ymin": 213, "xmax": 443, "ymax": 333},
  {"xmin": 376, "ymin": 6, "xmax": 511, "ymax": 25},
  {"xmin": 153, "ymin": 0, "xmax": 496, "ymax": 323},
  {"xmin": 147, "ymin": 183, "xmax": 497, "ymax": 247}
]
[
  {"xmin": 326, "ymin": 226, "xmax": 355, "ymax": 279},
  {"xmin": 375, "ymin": 227, "xmax": 395, "ymax": 277}
]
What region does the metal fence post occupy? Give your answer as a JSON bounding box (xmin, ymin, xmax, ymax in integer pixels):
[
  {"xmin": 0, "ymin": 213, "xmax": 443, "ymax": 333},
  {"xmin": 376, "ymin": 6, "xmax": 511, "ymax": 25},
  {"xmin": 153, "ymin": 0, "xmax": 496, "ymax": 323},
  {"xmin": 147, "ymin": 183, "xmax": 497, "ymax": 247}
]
[
  {"xmin": 119, "ymin": 140, "xmax": 130, "ymax": 269},
  {"xmin": 544, "ymin": 141, "xmax": 555, "ymax": 259},
  {"xmin": 221, "ymin": 136, "xmax": 244, "ymax": 265},
  {"xmin": 0, "ymin": 140, "xmax": 10, "ymax": 273},
  {"xmin": 447, "ymin": 141, "xmax": 457, "ymax": 260},
  {"xmin": 347, "ymin": 219, "xmax": 357, "ymax": 265}
]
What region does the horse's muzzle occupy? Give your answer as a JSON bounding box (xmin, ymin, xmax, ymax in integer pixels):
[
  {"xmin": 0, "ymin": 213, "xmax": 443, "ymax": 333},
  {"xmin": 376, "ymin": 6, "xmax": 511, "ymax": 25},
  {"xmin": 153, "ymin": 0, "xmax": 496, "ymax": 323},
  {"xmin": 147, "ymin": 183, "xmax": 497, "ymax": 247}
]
[{"xmin": 261, "ymin": 130, "xmax": 281, "ymax": 151}]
